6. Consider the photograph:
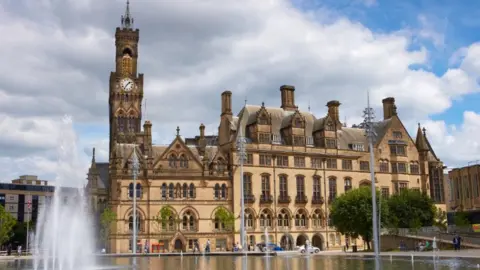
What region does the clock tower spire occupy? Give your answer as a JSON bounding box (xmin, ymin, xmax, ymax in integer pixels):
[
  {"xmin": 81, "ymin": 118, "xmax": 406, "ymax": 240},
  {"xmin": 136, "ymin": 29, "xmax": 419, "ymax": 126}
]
[{"xmin": 109, "ymin": 0, "xmax": 144, "ymax": 154}]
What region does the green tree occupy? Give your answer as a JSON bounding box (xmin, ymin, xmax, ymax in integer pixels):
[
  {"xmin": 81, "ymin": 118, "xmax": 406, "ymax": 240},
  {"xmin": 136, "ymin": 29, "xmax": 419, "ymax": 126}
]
[
  {"xmin": 100, "ymin": 206, "xmax": 117, "ymax": 251},
  {"xmin": 155, "ymin": 206, "xmax": 175, "ymax": 231},
  {"xmin": 434, "ymin": 208, "xmax": 448, "ymax": 231},
  {"xmin": 386, "ymin": 189, "xmax": 435, "ymax": 232},
  {"xmin": 329, "ymin": 187, "xmax": 389, "ymax": 250},
  {"xmin": 0, "ymin": 205, "xmax": 16, "ymax": 245},
  {"xmin": 214, "ymin": 207, "xmax": 235, "ymax": 231}
]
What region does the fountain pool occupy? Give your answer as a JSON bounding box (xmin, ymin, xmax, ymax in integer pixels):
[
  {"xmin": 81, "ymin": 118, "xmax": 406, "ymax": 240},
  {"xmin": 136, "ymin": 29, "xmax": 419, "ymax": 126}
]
[{"xmin": 4, "ymin": 255, "xmax": 480, "ymax": 270}]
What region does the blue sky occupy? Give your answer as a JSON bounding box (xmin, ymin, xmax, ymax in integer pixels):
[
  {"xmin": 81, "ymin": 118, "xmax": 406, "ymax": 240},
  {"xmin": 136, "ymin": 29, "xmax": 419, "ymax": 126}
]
[{"xmin": 292, "ymin": 0, "xmax": 480, "ymax": 125}]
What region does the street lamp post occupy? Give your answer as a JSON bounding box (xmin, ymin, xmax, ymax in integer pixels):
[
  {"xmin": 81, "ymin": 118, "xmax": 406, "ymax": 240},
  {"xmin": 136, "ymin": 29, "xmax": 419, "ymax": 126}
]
[
  {"xmin": 363, "ymin": 92, "xmax": 380, "ymax": 268},
  {"xmin": 237, "ymin": 128, "xmax": 247, "ymax": 250}
]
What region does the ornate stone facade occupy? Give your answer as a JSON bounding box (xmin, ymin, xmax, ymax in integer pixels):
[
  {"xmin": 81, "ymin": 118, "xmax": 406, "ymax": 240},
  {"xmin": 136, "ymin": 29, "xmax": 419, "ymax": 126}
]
[{"xmin": 86, "ymin": 1, "xmax": 446, "ymax": 253}]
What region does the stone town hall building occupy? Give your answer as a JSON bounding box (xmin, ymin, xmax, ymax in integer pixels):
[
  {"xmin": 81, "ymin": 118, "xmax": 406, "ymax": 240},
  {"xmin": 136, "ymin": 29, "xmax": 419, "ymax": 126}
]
[{"xmin": 86, "ymin": 2, "xmax": 446, "ymax": 253}]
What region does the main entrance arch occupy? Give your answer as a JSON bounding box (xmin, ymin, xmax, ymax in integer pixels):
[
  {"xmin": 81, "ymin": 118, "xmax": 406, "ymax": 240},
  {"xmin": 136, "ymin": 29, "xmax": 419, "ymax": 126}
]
[
  {"xmin": 296, "ymin": 234, "xmax": 308, "ymax": 247},
  {"xmin": 280, "ymin": 234, "xmax": 294, "ymax": 250},
  {"xmin": 312, "ymin": 234, "xmax": 324, "ymax": 250},
  {"xmin": 174, "ymin": 239, "xmax": 183, "ymax": 251}
]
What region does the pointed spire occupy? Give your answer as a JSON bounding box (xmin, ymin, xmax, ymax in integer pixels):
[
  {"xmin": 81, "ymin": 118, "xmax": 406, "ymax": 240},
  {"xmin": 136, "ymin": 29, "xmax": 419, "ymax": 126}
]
[
  {"xmin": 91, "ymin": 147, "xmax": 96, "ymax": 168},
  {"xmin": 415, "ymin": 123, "xmax": 429, "ymax": 151},
  {"xmin": 176, "ymin": 126, "xmax": 180, "ymax": 136},
  {"xmin": 121, "ymin": 0, "xmax": 134, "ymax": 29}
]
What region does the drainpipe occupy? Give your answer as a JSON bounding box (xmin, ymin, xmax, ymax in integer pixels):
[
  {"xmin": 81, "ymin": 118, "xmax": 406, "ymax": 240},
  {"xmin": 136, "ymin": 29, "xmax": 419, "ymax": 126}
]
[
  {"xmin": 273, "ymin": 155, "xmax": 278, "ymax": 245},
  {"xmin": 323, "ymin": 158, "xmax": 329, "ymax": 250}
]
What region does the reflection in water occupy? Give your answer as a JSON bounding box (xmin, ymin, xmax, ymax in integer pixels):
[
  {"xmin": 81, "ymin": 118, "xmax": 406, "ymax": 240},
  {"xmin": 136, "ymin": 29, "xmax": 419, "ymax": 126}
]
[{"xmin": 3, "ymin": 255, "xmax": 480, "ymax": 270}]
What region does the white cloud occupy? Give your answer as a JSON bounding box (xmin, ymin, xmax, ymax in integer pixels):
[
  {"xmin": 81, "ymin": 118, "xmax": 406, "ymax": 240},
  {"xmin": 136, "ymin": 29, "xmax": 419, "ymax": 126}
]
[{"xmin": 0, "ymin": 0, "xmax": 479, "ymax": 182}]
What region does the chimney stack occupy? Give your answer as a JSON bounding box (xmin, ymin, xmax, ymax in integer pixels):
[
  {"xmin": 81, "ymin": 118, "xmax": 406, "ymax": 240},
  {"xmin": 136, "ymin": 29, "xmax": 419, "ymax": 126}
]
[
  {"xmin": 198, "ymin": 123, "xmax": 207, "ymax": 156},
  {"xmin": 199, "ymin": 123, "xmax": 205, "ymax": 138},
  {"xmin": 221, "ymin": 91, "xmax": 232, "ymax": 116},
  {"xmin": 280, "ymin": 85, "xmax": 296, "ymax": 111},
  {"xmin": 382, "ymin": 97, "xmax": 397, "ymax": 120},
  {"xmin": 326, "ymin": 100, "xmax": 341, "ymax": 122}
]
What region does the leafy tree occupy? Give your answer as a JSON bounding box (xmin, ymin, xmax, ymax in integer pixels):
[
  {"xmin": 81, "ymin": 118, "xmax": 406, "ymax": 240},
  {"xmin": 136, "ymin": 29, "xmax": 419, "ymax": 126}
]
[
  {"xmin": 100, "ymin": 206, "xmax": 117, "ymax": 251},
  {"xmin": 386, "ymin": 189, "xmax": 435, "ymax": 231},
  {"xmin": 0, "ymin": 205, "xmax": 16, "ymax": 245},
  {"xmin": 214, "ymin": 207, "xmax": 235, "ymax": 231},
  {"xmin": 155, "ymin": 206, "xmax": 175, "ymax": 231},
  {"xmin": 329, "ymin": 187, "xmax": 389, "ymax": 250},
  {"xmin": 454, "ymin": 211, "xmax": 470, "ymax": 227},
  {"xmin": 434, "ymin": 208, "xmax": 448, "ymax": 231}
]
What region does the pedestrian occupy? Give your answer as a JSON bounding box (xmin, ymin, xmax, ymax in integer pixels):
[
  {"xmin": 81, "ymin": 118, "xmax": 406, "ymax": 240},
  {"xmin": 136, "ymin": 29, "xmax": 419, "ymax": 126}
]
[
  {"xmin": 345, "ymin": 238, "xmax": 349, "ymax": 252},
  {"xmin": 456, "ymin": 235, "xmax": 462, "ymax": 250},
  {"xmin": 205, "ymin": 239, "xmax": 211, "ymax": 253},
  {"xmin": 453, "ymin": 236, "xmax": 458, "ymax": 251}
]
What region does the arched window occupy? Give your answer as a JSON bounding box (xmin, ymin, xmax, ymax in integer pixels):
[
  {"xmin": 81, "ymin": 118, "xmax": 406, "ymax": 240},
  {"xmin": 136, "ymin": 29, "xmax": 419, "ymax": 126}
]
[
  {"xmin": 277, "ymin": 209, "xmax": 290, "ymax": 228},
  {"xmin": 328, "ymin": 177, "xmax": 337, "ymax": 202},
  {"xmin": 168, "ymin": 183, "xmax": 175, "ymax": 198},
  {"xmin": 295, "ymin": 209, "xmax": 307, "ymax": 227},
  {"xmin": 214, "ymin": 184, "xmax": 220, "ymax": 199},
  {"xmin": 296, "ymin": 175, "xmax": 305, "ymax": 198},
  {"xmin": 179, "ymin": 155, "xmax": 188, "ymax": 168},
  {"xmin": 136, "ymin": 183, "xmax": 142, "ymax": 198},
  {"xmin": 121, "ymin": 53, "xmax": 133, "ymax": 75},
  {"xmin": 189, "ymin": 183, "xmax": 195, "ymax": 198},
  {"xmin": 313, "ymin": 176, "xmax": 321, "ymax": 199},
  {"xmin": 243, "ymin": 174, "xmax": 252, "ymax": 196},
  {"xmin": 161, "ymin": 183, "xmax": 167, "ymax": 199},
  {"xmin": 168, "ymin": 154, "xmax": 177, "ymax": 168},
  {"xmin": 312, "ymin": 209, "xmax": 324, "ymax": 228},
  {"xmin": 221, "ymin": 184, "xmax": 227, "ymax": 199},
  {"xmin": 128, "ymin": 183, "xmax": 134, "ymax": 198},
  {"xmin": 168, "ymin": 216, "xmax": 175, "ymax": 231},
  {"xmin": 128, "ymin": 215, "xmax": 141, "ymax": 231},
  {"xmin": 182, "ymin": 210, "xmax": 196, "ymax": 231},
  {"xmin": 182, "ymin": 183, "xmax": 188, "ymax": 198},
  {"xmin": 344, "ymin": 177, "xmax": 352, "ymax": 192},
  {"xmin": 245, "ymin": 209, "xmax": 254, "ymax": 229},
  {"xmin": 261, "ymin": 174, "xmax": 271, "ymax": 197},
  {"xmin": 259, "ymin": 209, "xmax": 272, "ymax": 228}
]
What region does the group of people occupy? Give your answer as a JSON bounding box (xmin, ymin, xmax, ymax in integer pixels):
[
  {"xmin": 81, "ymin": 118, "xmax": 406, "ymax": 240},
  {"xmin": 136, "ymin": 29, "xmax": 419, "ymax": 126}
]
[
  {"xmin": 452, "ymin": 235, "xmax": 462, "ymax": 250},
  {"xmin": 192, "ymin": 239, "xmax": 210, "ymax": 254}
]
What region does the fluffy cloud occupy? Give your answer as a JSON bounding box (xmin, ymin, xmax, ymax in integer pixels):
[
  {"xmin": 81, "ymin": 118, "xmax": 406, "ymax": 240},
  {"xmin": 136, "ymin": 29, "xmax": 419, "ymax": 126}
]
[{"xmin": 0, "ymin": 0, "xmax": 479, "ymax": 182}]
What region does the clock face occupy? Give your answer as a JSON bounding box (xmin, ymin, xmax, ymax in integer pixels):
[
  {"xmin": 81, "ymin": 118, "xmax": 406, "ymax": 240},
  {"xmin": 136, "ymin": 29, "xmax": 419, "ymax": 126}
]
[{"xmin": 120, "ymin": 78, "xmax": 135, "ymax": 92}]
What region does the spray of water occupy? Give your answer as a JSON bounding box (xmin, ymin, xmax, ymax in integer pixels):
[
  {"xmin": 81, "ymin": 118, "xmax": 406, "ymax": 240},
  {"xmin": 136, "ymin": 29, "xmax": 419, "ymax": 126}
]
[{"xmin": 33, "ymin": 115, "xmax": 96, "ymax": 270}]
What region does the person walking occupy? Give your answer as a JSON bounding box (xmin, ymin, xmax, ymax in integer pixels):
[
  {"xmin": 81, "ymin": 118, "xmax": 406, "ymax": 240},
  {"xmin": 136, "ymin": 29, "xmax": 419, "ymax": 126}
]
[{"xmin": 205, "ymin": 239, "xmax": 211, "ymax": 253}]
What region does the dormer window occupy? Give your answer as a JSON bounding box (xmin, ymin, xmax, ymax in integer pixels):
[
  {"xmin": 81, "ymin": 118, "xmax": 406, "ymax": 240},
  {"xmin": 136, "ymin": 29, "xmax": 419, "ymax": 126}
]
[
  {"xmin": 294, "ymin": 118, "xmax": 303, "ymax": 128},
  {"xmin": 349, "ymin": 143, "xmax": 365, "ymax": 151},
  {"xmin": 326, "ymin": 122, "xmax": 335, "ymax": 131},
  {"xmin": 258, "ymin": 117, "xmax": 269, "ymax": 125}
]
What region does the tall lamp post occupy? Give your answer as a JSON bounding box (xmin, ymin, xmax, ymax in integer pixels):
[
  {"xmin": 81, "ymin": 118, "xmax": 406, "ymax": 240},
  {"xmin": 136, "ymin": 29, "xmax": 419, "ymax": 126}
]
[
  {"xmin": 363, "ymin": 92, "xmax": 380, "ymax": 268},
  {"xmin": 237, "ymin": 128, "xmax": 247, "ymax": 250},
  {"xmin": 132, "ymin": 149, "xmax": 140, "ymax": 265}
]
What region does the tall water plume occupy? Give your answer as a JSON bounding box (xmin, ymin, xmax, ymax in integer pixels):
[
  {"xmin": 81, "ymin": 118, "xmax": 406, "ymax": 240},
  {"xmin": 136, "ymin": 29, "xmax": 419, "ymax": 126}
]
[{"xmin": 33, "ymin": 115, "xmax": 96, "ymax": 270}]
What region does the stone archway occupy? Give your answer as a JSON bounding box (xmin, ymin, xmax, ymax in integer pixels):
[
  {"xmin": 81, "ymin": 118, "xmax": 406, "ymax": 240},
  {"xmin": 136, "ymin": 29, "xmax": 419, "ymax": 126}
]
[
  {"xmin": 280, "ymin": 234, "xmax": 294, "ymax": 250},
  {"xmin": 296, "ymin": 234, "xmax": 308, "ymax": 247},
  {"xmin": 312, "ymin": 234, "xmax": 324, "ymax": 250},
  {"xmin": 174, "ymin": 238, "xmax": 183, "ymax": 251}
]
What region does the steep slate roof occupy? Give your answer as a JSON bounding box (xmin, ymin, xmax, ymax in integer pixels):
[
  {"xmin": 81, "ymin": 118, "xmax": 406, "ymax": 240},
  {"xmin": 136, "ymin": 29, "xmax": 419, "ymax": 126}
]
[
  {"xmin": 95, "ymin": 162, "xmax": 109, "ymax": 189},
  {"xmin": 233, "ymin": 104, "xmax": 370, "ymax": 150}
]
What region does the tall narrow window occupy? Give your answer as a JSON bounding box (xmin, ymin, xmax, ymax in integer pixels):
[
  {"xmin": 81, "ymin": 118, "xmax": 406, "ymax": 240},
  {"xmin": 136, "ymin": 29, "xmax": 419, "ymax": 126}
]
[
  {"xmin": 296, "ymin": 176, "xmax": 305, "ymax": 198},
  {"xmin": 329, "ymin": 177, "xmax": 337, "ymax": 202},
  {"xmin": 136, "ymin": 183, "xmax": 142, "ymax": 198},
  {"xmin": 183, "ymin": 183, "xmax": 188, "ymax": 198},
  {"xmin": 128, "ymin": 183, "xmax": 134, "ymax": 198},
  {"xmin": 243, "ymin": 174, "xmax": 252, "ymax": 196},
  {"xmin": 279, "ymin": 175, "xmax": 288, "ymax": 197},
  {"xmin": 168, "ymin": 183, "xmax": 175, "ymax": 198},
  {"xmin": 261, "ymin": 175, "xmax": 271, "ymax": 197},
  {"xmin": 221, "ymin": 184, "xmax": 227, "ymax": 199},
  {"xmin": 344, "ymin": 178, "xmax": 352, "ymax": 192},
  {"xmin": 214, "ymin": 184, "xmax": 220, "ymax": 199},
  {"xmin": 189, "ymin": 183, "xmax": 195, "ymax": 198},
  {"xmin": 161, "ymin": 183, "xmax": 167, "ymax": 199},
  {"xmin": 313, "ymin": 176, "xmax": 321, "ymax": 199}
]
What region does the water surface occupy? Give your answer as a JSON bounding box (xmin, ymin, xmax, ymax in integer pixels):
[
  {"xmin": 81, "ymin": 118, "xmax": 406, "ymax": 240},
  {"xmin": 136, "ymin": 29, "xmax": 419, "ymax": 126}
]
[{"xmin": 3, "ymin": 255, "xmax": 480, "ymax": 270}]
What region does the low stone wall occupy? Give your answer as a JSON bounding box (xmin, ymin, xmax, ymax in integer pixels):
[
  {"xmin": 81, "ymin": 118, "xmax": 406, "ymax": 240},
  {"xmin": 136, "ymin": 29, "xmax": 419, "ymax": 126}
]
[{"xmin": 380, "ymin": 235, "xmax": 470, "ymax": 251}]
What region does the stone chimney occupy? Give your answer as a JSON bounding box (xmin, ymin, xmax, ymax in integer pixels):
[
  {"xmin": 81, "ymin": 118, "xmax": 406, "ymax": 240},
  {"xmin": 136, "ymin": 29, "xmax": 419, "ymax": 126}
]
[
  {"xmin": 221, "ymin": 91, "xmax": 232, "ymax": 116},
  {"xmin": 382, "ymin": 97, "xmax": 397, "ymax": 120},
  {"xmin": 198, "ymin": 123, "xmax": 207, "ymax": 156},
  {"xmin": 143, "ymin": 120, "xmax": 152, "ymax": 150},
  {"xmin": 280, "ymin": 85, "xmax": 296, "ymax": 111},
  {"xmin": 326, "ymin": 100, "xmax": 341, "ymax": 122}
]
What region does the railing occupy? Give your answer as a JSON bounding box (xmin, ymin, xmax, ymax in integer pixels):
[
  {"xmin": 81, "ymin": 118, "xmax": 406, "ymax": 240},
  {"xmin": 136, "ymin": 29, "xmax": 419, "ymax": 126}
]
[
  {"xmin": 260, "ymin": 194, "xmax": 273, "ymax": 204},
  {"xmin": 244, "ymin": 194, "xmax": 255, "ymax": 204},
  {"xmin": 295, "ymin": 195, "xmax": 308, "ymax": 204},
  {"xmin": 311, "ymin": 196, "xmax": 324, "ymax": 205},
  {"xmin": 278, "ymin": 195, "xmax": 291, "ymax": 204}
]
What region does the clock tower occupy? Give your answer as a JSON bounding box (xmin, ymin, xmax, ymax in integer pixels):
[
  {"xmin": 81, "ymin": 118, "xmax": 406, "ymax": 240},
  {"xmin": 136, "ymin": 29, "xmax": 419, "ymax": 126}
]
[{"xmin": 109, "ymin": 0, "xmax": 144, "ymax": 154}]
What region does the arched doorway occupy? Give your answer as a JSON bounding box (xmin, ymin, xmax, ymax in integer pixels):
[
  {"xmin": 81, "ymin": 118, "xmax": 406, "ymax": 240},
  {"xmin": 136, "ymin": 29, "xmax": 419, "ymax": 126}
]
[
  {"xmin": 312, "ymin": 234, "xmax": 324, "ymax": 250},
  {"xmin": 296, "ymin": 234, "xmax": 308, "ymax": 247},
  {"xmin": 174, "ymin": 239, "xmax": 183, "ymax": 251},
  {"xmin": 280, "ymin": 234, "xmax": 294, "ymax": 250}
]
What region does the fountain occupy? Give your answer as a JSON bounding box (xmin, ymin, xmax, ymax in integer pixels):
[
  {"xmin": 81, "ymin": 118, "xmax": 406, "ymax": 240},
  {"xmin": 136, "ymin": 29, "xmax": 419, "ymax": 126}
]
[{"xmin": 33, "ymin": 115, "xmax": 96, "ymax": 270}]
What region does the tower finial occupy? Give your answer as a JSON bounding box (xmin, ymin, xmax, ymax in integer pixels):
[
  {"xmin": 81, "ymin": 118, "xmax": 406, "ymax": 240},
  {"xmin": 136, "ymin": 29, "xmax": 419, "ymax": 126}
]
[
  {"xmin": 176, "ymin": 126, "xmax": 180, "ymax": 136},
  {"xmin": 121, "ymin": 0, "xmax": 134, "ymax": 29},
  {"xmin": 92, "ymin": 147, "xmax": 96, "ymax": 162}
]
